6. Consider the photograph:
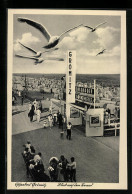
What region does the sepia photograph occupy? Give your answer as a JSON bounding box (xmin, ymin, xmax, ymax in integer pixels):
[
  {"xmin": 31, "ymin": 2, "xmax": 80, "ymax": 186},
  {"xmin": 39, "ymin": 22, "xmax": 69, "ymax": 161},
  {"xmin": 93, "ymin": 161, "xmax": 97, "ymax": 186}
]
[{"xmin": 7, "ymin": 9, "xmax": 127, "ymax": 190}]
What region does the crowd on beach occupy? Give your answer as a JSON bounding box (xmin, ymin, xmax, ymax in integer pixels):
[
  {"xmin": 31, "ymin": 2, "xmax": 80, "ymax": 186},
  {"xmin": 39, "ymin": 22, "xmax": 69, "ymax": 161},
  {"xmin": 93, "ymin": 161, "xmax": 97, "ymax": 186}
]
[{"xmin": 22, "ymin": 141, "xmax": 76, "ymax": 182}]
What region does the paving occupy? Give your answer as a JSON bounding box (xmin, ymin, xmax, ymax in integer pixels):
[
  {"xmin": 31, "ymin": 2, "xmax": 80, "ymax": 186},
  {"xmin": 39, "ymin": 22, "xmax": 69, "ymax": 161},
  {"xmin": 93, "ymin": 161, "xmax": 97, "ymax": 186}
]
[{"xmin": 12, "ymin": 98, "xmax": 119, "ymax": 183}]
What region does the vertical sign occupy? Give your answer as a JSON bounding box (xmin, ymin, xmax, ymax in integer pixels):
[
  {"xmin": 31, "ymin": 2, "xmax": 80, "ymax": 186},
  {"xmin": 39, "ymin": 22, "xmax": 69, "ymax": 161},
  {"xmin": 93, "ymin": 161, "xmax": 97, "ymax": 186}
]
[
  {"xmin": 66, "ymin": 50, "xmax": 76, "ymax": 103},
  {"xmin": 66, "ymin": 50, "xmax": 76, "ymax": 122}
]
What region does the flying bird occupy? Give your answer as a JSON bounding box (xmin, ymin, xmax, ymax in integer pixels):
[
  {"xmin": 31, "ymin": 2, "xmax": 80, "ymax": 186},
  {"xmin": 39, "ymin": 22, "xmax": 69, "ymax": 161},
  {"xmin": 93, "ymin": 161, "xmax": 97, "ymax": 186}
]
[
  {"xmin": 18, "ymin": 41, "xmax": 59, "ymax": 57},
  {"xmin": 83, "ymin": 22, "xmax": 107, "ymax": 32},
  {"xmin": 96, "ymin": 49, "xmax": 106, "ymax": 56},
  {"xmin": 15, "ymin": 54, "xmax": 64, "ymax": 65},
  {"xmin": 17, "ymin": 17, "xmax": 83, "ymax": 49}
]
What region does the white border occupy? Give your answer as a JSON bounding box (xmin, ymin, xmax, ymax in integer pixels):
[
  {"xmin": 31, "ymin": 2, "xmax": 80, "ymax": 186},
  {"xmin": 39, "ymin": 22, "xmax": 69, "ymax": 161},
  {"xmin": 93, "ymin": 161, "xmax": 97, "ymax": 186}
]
[{"xmin": 7, "ymin": 9, "xmax": 127, "ymax": 190}]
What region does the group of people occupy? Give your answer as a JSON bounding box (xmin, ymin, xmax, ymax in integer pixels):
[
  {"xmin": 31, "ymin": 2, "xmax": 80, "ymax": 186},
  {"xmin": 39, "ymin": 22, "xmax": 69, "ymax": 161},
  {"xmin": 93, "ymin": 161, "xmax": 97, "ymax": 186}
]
[
  {"xmin": 28, "ymin": 99, "xmax": 42, "ymax": 122},
  {"xmin": 28, "ymin": 99, "xmax": 73, "ymax": 140},
  {"xmin": 22, "ymin": 141, "xmax": 76, "ymax": 182},
  {"xmin": 22, "ymin": 141, "xmax": 50, "ymax": 181},
  {"xmin": 48, "ymin": 155, "xmax": 76, "ymax": 182},
  {"xmin": 104, "ymin": 107, "xmax": 120, "ymax": 125},
  {"xmin": 45, "ymin": 112, "xmax": 72, "ymax": 140},
  {"xmin": 46, "ymin": 112, "xmax": 66, "ymax": 130},
  {"xmin": 23, "ymin": 141, "xmax": 49, "ymax": 181}
]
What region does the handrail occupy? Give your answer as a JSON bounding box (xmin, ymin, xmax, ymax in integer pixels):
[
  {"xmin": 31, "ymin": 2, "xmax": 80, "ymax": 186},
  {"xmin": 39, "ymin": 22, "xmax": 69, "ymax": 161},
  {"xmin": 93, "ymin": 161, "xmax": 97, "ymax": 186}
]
[{"xmin": 104, "ymin": 123, "xmax": 120, "ymax": 136}]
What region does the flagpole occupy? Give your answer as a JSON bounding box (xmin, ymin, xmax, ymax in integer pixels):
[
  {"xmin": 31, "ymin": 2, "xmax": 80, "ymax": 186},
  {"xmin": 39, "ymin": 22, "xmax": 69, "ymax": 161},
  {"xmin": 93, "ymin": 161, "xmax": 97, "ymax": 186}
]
[{"xmin": 94, "ymin": 79, "xmax": 96, "ymax": 109}]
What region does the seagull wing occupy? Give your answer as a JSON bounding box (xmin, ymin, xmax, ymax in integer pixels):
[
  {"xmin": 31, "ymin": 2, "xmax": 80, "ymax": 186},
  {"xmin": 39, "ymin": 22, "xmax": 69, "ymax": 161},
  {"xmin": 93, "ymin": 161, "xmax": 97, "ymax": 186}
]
[
  {"xmin": 42, "ymin": 47, "xmax": 59, "ymax": 54},
  {"xmin": 96, "ymin": 52, "xmax": 101, "ymax": 56},
  {"xmin": 18, "ymin": 42, "xmax": 37, "ymax": 54},
  {"xmin": 15, "ymin": 54, "xmax": 38, "ymax": 61},
  {"xmin": 44, "ymin": 57, "xmax": 64, "ymax": 61},
  {"xmin": 83, "ymin": 25, "xmax": 93, "ymax": 30},
  {"xmin": 95, "ymin": 22, "xmax": 107, "ymax": 29},
  {"xmin": 17, "ymin": 17, "xmax": 51, "ymax": 41},
  {"xmin": 102, "ymin": 49, "xmax": 106, "ymax": 52},
  {"xmin": 59, "ymin": 24, "xmax": 83, "ymax": 39}
]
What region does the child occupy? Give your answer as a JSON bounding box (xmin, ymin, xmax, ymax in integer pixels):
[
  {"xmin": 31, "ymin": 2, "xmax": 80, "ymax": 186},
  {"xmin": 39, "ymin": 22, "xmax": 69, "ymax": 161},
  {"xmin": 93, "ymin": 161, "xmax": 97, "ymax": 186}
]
[
  {"xmin": 43, "ymin": 119, "xmax": 47, "ymax": 128},
  {"xmin": 48, "ymin": 114, "xmax": 53, "ymax": 129}
]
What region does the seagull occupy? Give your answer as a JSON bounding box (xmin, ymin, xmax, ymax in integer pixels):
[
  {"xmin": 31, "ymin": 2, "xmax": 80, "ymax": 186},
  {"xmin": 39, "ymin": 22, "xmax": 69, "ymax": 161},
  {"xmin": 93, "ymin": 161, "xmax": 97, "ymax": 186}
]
[
  {"xmin": 18, "ymin": 41, "xmax": 59, "ymax": 57},
  {"xmin": 83, "ymin": 22, "xmax": 107, "ymax": 32},
  {"xmin": 96, "ymin": 49, "xmax": 106, "ymax": 56},
  {"xmin": 15, "ymin": 54, "xmax": 64, "ymax": 65},
  {"xmin": 17, "ymin": 17, "xmax": 83, "ymax": 49}
]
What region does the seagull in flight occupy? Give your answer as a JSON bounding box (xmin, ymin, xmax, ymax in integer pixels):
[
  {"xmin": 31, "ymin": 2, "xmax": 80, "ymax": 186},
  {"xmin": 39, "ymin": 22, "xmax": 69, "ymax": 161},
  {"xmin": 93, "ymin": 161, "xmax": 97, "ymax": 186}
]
[
  {"xmin": 17, "ymin": 17, "xmax": 83, "ymax": 49},
  {"xmin": 83, "ymin": 22, "xmax": 107, "ymax": 32},
  {"xmin": 15, "ymin": 54, "xmax": 64, "ymax": 65},
  {"xmin": 18, "ymin": 41, "xmax": 58, "ymax": 57},
  {"xmin": 96, "ymin": 49, "xmax": 106, "ymax": 56}
]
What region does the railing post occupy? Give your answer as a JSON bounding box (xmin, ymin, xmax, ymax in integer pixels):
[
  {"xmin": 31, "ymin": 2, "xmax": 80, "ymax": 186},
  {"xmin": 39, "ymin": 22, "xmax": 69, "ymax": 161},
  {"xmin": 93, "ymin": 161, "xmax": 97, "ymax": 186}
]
[{"xmin": 115, "ymin": 123, "xmax": 117, "ymax": 136}]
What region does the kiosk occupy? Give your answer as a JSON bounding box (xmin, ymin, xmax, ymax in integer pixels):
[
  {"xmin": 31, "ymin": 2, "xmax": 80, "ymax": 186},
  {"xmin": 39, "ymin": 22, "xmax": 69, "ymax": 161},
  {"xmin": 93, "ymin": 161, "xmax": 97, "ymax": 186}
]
[{"xmin": 85, "ymin": 108, "xmax": 104, "ymax": 137}]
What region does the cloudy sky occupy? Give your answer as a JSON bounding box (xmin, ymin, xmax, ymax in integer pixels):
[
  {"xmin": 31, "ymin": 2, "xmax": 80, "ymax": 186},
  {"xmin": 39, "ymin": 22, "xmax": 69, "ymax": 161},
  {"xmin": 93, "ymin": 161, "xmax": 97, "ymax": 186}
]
[{"xmin": 13, "ymin": 14, "xmax": 121, "ymax": 74}]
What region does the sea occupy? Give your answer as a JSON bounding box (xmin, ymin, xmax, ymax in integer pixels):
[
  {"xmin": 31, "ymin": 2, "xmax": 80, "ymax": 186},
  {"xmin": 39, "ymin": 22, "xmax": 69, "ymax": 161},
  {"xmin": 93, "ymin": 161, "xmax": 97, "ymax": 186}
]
[{"xmin": 13, "ymin": 73, "xmax": 120, "ymax": 87}]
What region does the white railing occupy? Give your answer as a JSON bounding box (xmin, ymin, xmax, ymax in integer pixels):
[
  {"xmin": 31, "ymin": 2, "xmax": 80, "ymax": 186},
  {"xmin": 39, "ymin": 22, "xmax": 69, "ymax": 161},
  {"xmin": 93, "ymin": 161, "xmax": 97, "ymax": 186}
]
[{"xmin": 104, "ymin": 119, "xmax": 120, "ymax": 136}]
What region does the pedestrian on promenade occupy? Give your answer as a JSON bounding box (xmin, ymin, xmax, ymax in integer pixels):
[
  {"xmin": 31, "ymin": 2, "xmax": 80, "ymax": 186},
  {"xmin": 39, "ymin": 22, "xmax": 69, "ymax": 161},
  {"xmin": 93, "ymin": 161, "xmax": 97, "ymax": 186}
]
[
  {"xmin": 104, "ymin": 110, "xmax": 108, "ymax": 124},
  {"xmin": 48, "ymin": 157, "xmax": 59, "ymax": 181},
  {"xmin": 53, "ymin": 112, "xmax": 57, "ymax": 126},
  {"xmin": 62, "ymin": 115, "xmax": 66, "ymax": 131},
  {"xmin": 21, "ymin": 96, "xmax": 24, "ymax": 106},
  {"xmin": 49, "ymin": 105, "xmax": 52, "ymax": 114},
  {"xmin": 67, "ymin": 157, "xmax": 76, "ymax": 182},
  {"xmin": 57, "ymin": 111, "xmax": 59, "ymax": 124},
  {"xmin": 18, "ymin": 91, "xmax": 21, "ymax": 97},
  {"xmin": 29, "ymin": 105, "xmax": 35, "ymax": 122},
  {"xmin": 33, "ymin": 99, "xmax": 38, "ymax": 113},
  {"xmin": 58, "ymin": 113, "xmax": 63, "ymax": 129},
  {"xmin": 23, "ymin": 141, "xmax": 32, "ymax": 150},
  {"xmin": 48, "ymin": 114, "xmax": 53, "ymax": 129},
  {"xmin": 39, "ymin": 100, "xmax": 43, "ymax": 112},
  {"xmin": 58, "ymin": 155, "xmax": 69, "ymax": 181},
  {"xmin": 36, "ymin": 108, "xmax": 41, "ymax": 123},
  {"xmin": 66, "ymin": 122, "xmax": 72, "ymax": 140},
  {"xmin": 29, "ymin": 102, "xmax": 32, "ymax": 112},
  {"xmin": 12, "ymin": 96, "xmax": 15, "ymax": 106},
  {"xmin": 43, "ymin": 119, "xmax": 47, "ymax": 128}
]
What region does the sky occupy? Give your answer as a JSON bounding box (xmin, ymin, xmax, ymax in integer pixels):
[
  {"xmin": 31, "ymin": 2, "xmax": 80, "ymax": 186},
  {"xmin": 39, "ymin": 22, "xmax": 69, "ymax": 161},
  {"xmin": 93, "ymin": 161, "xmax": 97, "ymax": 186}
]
[{"xmin": 13, "ymin": 13, "xmax": 121, "ymax": 74}]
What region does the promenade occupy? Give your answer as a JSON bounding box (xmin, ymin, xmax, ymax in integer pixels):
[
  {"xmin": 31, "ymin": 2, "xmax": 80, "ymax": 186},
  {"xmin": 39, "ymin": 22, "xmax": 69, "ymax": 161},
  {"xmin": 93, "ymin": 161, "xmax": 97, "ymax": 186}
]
[{"xmin": 12, "ymin": 97, "xmax": 119, "ymax": 183}]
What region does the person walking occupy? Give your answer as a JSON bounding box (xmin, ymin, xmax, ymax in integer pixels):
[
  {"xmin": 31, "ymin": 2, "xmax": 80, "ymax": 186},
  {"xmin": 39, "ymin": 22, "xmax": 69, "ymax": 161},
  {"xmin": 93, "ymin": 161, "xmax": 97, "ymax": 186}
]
[
  {"xmin": 67, "ymin": 122, "xmax": 72, "ymax": 140},
  {"xmin": 62, "ymin": 115, "xmax": 66, "ymax": 131},
  {"xmin": 39, "ymin": 100, "xmax": 43, "ymax": 112},
  {"xmin": 48, "ymin": 114, "xmax": 53, "ymax": 129},
  {"xmin": 53, "ymin": 113, "xmax": 57, "ymax": 126},
  {"xmin": 58, "ymin": 155, "xmax": 69, "ymax": 181},
  {"xmin": 36, "ymin": 108, "xmax": 41, "ymax": 123},
  {"xmin": 28, "ymin": 102, "xmax": 32, "ymax": 112},
  {"xmin": 29, "ymin": 105, "xmax": 35, "ymax": 122},
  {"xmin": 33, "ymin": 99, "xmax": 38, "ymax": 113},
  {"xmin": 57, "ymin": 111, "xmax": 60, "ymax": 125},
  {"xmin": 21, "ymin": 96, "xmax": 24, "ymax": 106},
  {"xmin": 58, "ymin": 113, "xmax": 63, "ymax": 129}
]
